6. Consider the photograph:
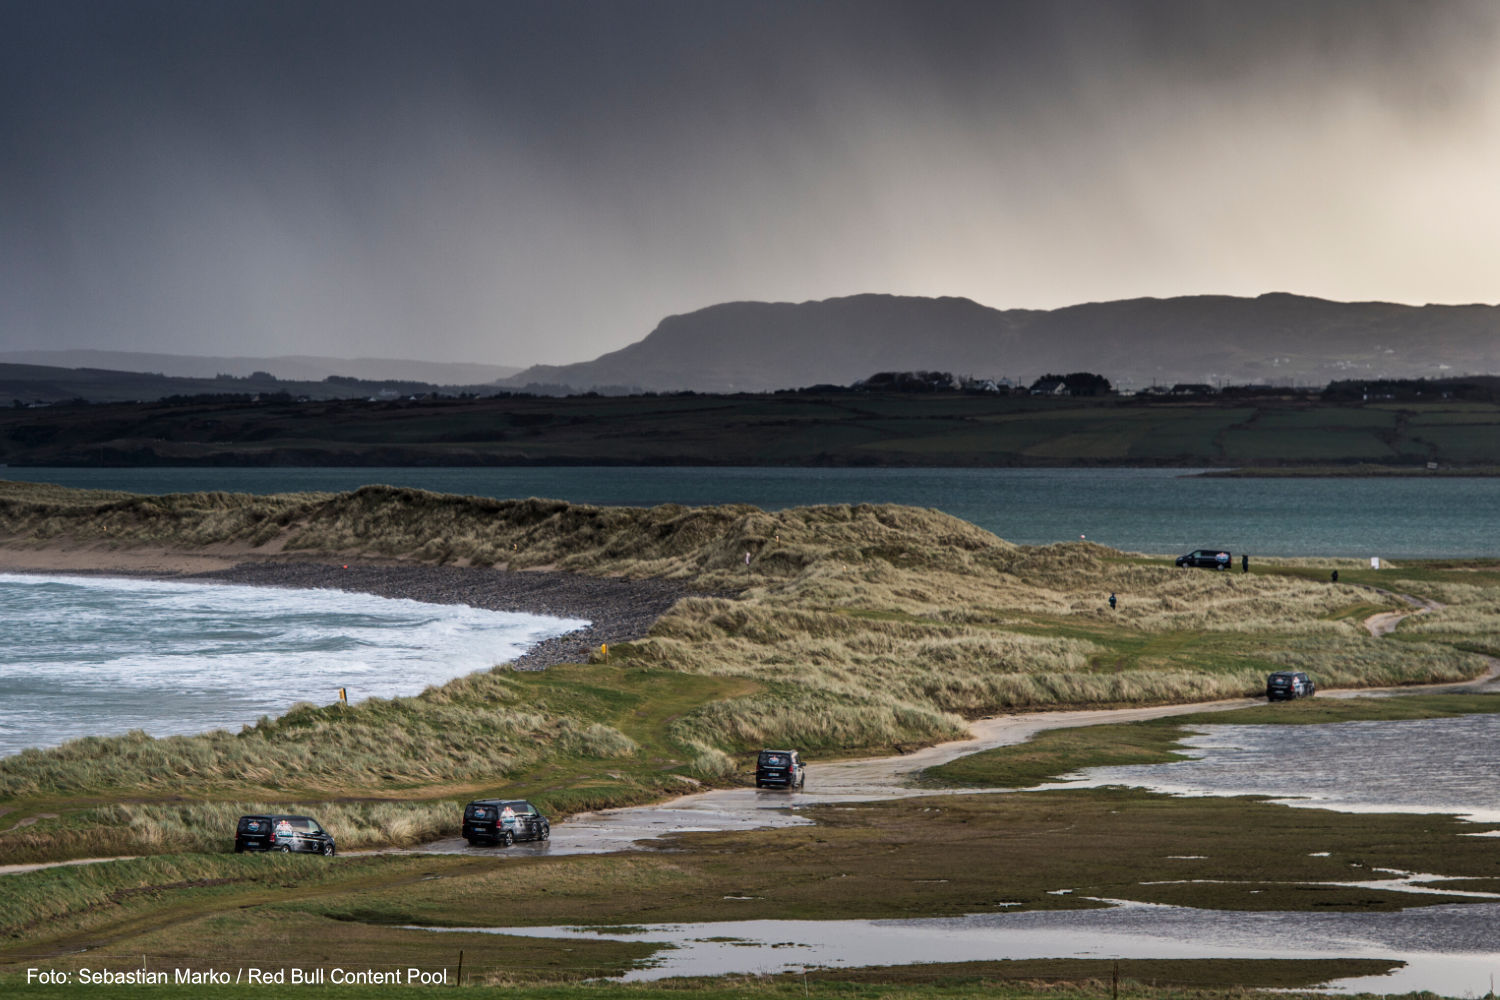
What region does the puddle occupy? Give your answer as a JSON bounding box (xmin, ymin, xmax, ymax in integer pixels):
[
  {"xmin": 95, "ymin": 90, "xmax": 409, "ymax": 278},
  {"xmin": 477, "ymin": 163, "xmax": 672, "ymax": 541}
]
[
  {"xmin": 1048, "ymin": 715, "xmax": 1500, "ymax": 824},
  {"xmin": 412, "ymin": 899, "xmax": 1500, "ymax": 995},
  {"xmin": 1136, "ymin": 869, "xmax": 1500, "ymax": 901},
  {"xmin": 399, "ymin": 791, "xmax": 819, "ymax": 859}
]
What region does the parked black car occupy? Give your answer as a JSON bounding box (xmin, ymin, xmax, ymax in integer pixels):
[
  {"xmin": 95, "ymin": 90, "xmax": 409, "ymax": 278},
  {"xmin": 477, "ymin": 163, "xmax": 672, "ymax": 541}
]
[
  {"xmin": 1266, "ymin": 670, "xmax": 1316, "ymax": 701},
  {"xmin": 235, "ymin": 814, "xmax": 336, "ymax": 855},
  {"xmin": 755, "ymin": 749, "xmax": 806, "ymax": 790},
  {"xmin": 1176, "ymin": 548, "xmax": 1233, "ymax": 569},
  {"xmin": 462, "ymin": 799, "xmax": 550, "ymax": 847}
]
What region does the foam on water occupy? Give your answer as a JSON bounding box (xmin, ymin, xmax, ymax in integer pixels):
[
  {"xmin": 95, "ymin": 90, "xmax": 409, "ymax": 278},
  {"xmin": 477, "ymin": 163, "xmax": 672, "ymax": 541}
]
[{"xmin": 0, "ymin": 573, "xmax": 588, "ymax": 756}]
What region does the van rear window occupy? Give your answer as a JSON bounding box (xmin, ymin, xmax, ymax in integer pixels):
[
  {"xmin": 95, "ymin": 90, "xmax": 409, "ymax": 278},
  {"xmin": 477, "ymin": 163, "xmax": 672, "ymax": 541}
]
[{"xmin": 238, "ymin": 817, "xmax": 269, "ymax": 833}]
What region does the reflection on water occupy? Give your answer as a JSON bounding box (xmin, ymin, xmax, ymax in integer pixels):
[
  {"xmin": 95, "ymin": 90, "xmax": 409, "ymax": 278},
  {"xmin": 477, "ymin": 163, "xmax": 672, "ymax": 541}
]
[
  {"xmin": 415, "ymin": 898, "xmax": 1500, "ymax": 994},
  {"xmin": 1050, "ymin": 715, "xmax": 1500, "ymax": 824}
]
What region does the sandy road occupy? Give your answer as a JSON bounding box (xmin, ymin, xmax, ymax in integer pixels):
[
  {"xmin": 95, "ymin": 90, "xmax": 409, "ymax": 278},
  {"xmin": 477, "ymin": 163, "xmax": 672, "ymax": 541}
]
[{"xmin": 1364, "ymin": 589, "xmax": 1444, "ymax": 638}]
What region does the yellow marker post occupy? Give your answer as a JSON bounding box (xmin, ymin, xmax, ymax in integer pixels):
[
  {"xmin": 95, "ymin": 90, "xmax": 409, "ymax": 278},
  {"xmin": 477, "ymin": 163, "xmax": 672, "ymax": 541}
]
[
  {"xmin": 338, "ymin": 687, "xmax": 347, "ymax": 705},
  {"xmin": 601, "ymin": 643, "xmax": 608, "ymax": 659}
]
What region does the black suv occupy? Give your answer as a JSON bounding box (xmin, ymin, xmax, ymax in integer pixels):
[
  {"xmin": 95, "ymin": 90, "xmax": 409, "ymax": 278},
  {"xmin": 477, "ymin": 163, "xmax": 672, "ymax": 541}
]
[
  {"xmin": 1176, "ymin": 548, "xmax": 1232, "ymax": 569},
  {"xmin": 755, "ymin": 749, "xmax": 806, "ymax": 790},
  {"xmin": 1266, "ymin": 670, "xmax": 1316, "ymax": 701},
  {"xmin": 462, "ymin": 799, "xmax": 550, "ymax": 847},
  {"xmin": 235, "ymin": 814, "xmax": 336, "ymax": 855}
]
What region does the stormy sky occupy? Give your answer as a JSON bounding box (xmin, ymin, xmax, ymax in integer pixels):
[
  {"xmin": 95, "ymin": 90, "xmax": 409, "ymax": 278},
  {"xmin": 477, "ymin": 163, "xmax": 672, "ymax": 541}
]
[{"xmin": 4, "ymin": 1, "xmax": 1498, "ymax": 367}]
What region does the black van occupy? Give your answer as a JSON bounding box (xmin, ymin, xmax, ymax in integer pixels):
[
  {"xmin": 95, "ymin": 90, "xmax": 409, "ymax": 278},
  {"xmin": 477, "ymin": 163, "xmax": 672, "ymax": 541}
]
[
  {"xmin": 1266, "ymin": 670, "xmax": 1316, "ymax": 701},
  {"xmin": 755, "ymin": 749, "xmax": 806, "ymax": 790},
  {"xmin": 235, "ymin": 814, "xmax": 336, "ymax": 855},
  {"xmin": 462, "ymin": 799, "xmax": 550, "ymax": 847},
  {"xmin": 1176, "ymin": 548, "xmax": 1232, "ymax": 569}
]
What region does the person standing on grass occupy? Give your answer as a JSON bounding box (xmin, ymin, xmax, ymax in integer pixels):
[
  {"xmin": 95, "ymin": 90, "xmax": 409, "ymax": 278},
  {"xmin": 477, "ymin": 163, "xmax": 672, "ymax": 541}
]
[
  {"xmin": 1108, "ymin": 592, "xmax": 1117, "ymax": 610},
  {"xmin": 1242, "ymin": 553, "xmax": 1249, "ymax": 573}
]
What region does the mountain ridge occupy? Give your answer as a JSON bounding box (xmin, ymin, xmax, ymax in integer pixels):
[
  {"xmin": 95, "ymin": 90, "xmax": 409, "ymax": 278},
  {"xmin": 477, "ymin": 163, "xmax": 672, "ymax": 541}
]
[{"xmin": 505, "ymin": 291, "xmax": 1500, "ymax": 393}]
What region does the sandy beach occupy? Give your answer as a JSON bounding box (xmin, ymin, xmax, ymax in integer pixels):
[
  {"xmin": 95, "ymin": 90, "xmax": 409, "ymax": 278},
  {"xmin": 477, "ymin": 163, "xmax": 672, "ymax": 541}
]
[{"xmin": 0, "ymin": 544, "xmax": 704, "ymax": 670}]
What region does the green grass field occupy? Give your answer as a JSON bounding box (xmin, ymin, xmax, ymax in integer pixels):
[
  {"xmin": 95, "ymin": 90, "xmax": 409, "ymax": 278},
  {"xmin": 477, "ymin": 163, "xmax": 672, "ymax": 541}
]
[{"xmin": 7, "ymin": 392, "xmax": 1500, "ymax": 466}]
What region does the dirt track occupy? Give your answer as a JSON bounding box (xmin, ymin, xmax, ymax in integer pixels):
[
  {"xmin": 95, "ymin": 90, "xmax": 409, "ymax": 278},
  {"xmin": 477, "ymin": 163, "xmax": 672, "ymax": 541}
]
[{"xmin": 1364, "ymin": 589, "xmax": 1444, "ymax": 637}]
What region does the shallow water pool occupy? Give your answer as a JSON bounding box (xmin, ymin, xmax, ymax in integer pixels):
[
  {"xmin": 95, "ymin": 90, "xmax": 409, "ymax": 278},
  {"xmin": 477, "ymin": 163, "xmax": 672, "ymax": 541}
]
[
  {"xmin": 415, "ymin": 896, "xmax": 1500, "ymax": 995},
  {"xmin": 1050, "ymin": 714, "xmax": 1500, "ymax": 824}
]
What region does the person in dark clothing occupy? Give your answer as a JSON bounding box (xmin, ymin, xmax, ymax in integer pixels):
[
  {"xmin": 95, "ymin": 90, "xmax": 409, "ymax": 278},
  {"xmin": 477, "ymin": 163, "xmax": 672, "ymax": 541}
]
[
  {"xmin": 1108, "ymin": 592, "xmax": 1117, "ymax": 610},
  {"xmin": 1331, "ymin": 569, "xmax": 1339, "ymax": 583},
  {"xmin": 1241, "ymin": 553, "xmax": 1249, "ymax": 573}
]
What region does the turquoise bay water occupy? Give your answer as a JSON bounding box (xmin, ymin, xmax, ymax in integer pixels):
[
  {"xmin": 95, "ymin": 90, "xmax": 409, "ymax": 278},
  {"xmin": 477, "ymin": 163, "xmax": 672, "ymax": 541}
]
[
  {"xmin": 0, "ymin": 574, "xmax": 586, "ymax": 756},
  {"xmin": 8, "ymin": 466, "xmax": 1500, "ymax": 558}
]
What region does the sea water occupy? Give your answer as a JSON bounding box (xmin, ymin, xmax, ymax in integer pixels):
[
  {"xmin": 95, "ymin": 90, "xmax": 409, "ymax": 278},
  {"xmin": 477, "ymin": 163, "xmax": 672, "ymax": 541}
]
[
  {"xmin": 11, "ymin": 466, "xmax": 1500, "ymax": 558},
  {"xmin": 0, "ymin": 573, "xmax": 587, "ymax": 757}
]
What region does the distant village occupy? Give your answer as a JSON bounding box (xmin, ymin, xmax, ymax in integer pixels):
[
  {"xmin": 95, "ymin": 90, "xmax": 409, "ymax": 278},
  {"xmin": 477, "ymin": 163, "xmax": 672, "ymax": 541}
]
[{"xmin": 833, "ymin": 370, "xmax": 1497, "ymax": 402}]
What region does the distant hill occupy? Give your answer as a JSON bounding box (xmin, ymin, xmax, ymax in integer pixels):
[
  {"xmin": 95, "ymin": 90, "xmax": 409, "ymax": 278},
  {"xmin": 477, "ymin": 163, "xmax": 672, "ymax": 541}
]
[
  {"xmin": 0, "ymin": 350, "xmax": 520, "ymax": 386},
  {"xmin": 503, "ymin": 292, "xmax": 1500, "ymax": 393}
]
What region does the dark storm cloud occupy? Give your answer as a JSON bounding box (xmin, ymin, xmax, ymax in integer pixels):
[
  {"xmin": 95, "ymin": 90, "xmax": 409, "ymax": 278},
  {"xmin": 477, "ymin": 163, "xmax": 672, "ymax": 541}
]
[{"xmin": 3, "ymin": 1, "xmax": 1497, "ymax": 365}]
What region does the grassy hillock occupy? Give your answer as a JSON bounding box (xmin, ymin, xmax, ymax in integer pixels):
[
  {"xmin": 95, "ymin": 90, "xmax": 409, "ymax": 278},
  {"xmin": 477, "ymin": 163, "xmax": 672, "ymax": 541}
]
[
  {"xmin": 0, "ymin": 480, "xmax": 1002, "ymax": 583},
  {"xmin": 1, "ymin": 480, "xmax": 1496, "ymax": 860}
]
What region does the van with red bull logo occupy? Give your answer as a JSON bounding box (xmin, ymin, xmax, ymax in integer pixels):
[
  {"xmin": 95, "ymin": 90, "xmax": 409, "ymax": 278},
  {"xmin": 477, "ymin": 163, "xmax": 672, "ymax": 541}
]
[
  {"xmin": 462, "ymin": 799, "xmax": 550, "ymax": 847},
  {"xmin": 234, "ymin": 814, "xmax": 336, "ymax": 855}
]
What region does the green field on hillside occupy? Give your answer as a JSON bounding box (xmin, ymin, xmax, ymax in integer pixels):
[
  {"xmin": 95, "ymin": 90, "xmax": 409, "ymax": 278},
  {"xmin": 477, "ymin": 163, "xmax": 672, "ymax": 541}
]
[{"xmin": 6, "ymin": 392, "xmax": 1500, "ymax": 466}]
